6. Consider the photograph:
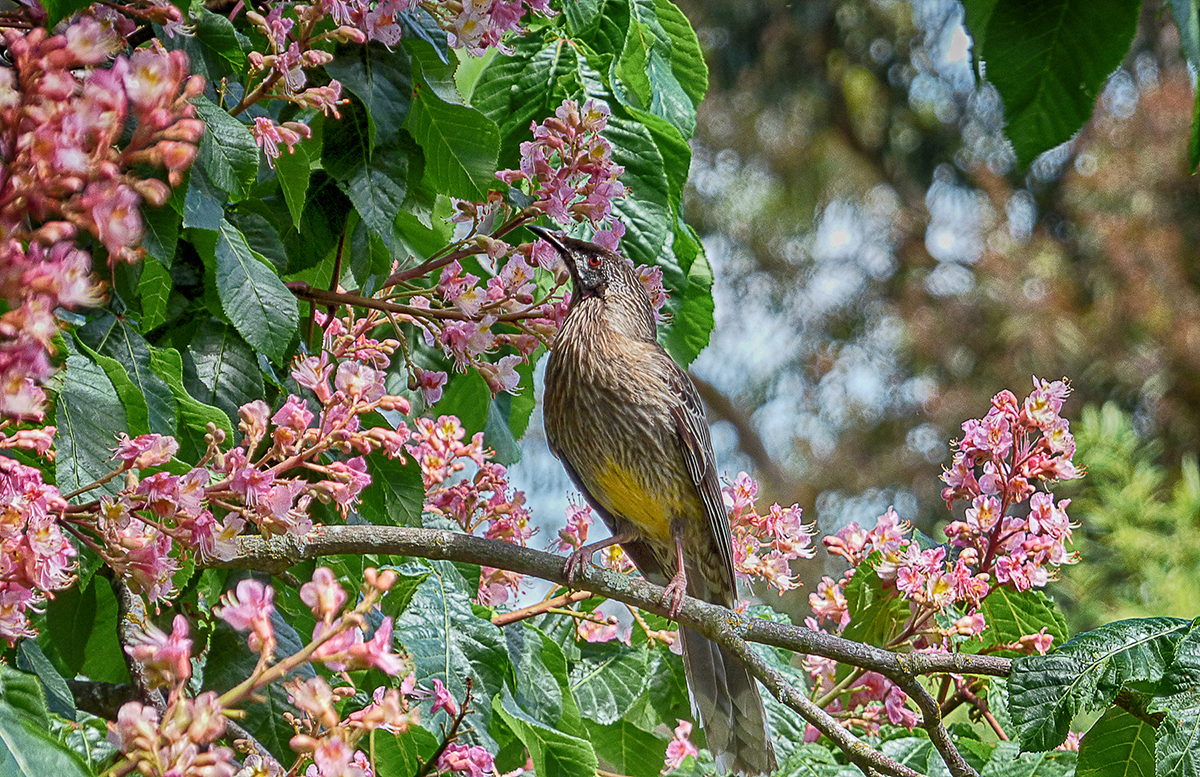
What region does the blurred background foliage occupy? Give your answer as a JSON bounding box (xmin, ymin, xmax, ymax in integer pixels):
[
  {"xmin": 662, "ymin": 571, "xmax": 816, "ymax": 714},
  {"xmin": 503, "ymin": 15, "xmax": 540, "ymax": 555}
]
[{"xmin": 512, "ymin": 0, "xmax": 1200, "ymax": 635}]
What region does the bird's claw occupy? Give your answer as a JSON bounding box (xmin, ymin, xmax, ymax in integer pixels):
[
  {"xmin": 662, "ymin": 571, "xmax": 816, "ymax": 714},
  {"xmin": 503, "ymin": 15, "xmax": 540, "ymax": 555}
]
[
  {"xmin": 563, "ymin": 548, "xmax": 592, "ymax": 588},
  {"xmin": 661, "ymin": 571, "xmax": 687, "ymax": 619}
]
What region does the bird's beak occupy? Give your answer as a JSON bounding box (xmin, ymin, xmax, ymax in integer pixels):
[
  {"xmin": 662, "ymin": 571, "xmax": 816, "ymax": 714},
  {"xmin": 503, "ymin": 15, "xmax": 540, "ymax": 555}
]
[{"xmin": 526, "ymin": 224, "xmax": 569, "ymax": 255}]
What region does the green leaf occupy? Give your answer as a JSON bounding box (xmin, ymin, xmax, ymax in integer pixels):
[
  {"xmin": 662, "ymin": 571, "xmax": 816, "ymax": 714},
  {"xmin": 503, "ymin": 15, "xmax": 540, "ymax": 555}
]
[
  {"xmin": 407, "ymin": 84, "xmax": 500, "ymax": 200},
  {"xmin": 615, "ymin": 0, "xmax": 696, "ymax": 137},
  {"xmin": 193, "ymin": 97, "xmax": 259, "ymax": 203},
  {"xmin": 494, "ymin": 685, "xmax": 599, "ymax": 777},
  {"xmin": 0, "ymin": 666, "xmax": 49, "ymax": 725},
  {"xmin": 326, "ymin": 41, "xmax": 414, "ymax": 147},
  {"xmin": 569, "ymin": 643, "xmax": 654, "ymax": 725},
  {"xmin": 39, "ymin": 0, "xmax": 92, "ymax": 27},
  {"xmin": 505, "ymin": 623, "xmax": 566, "ymax": 726},
  {"xmin": 968, "ymin": 0, "xmax": 1141, "ymax": 166},
  {"xmin": 585, "ymin": 719, "xmax": 667, "ymax": 777},
  {"xmin": 71, "ymin": 338, "xmax": 150, "ymax": 437},
  {"xmin": 148, "ymin": 345, "xmax": 235, "ymax": 460},
  {"xmin": 142, "ymin": 204, "xmax": 180, "ymax": 267},
  {"xmin": 44, "ymin": 583, "xmax": 96, "ymax": 679},
  {"xmin": 0, "ymin": 703, "xmax": 94, "ymax": 776},
  {"xmin": 343, "ymin": 146, "xmax": 408, "ymax": 248},
  {"xmin": 434, "ymin": 370, "xmax": 491, "ymax": 434},
  {"xmin": 979, "ymin": 741, "xmax": 1077, "ymax": 777},
  {"xmin": 183, "ymin": 320, "xmax": 265, "ymax": 427},
  {"xmin": 77, "ymin": 314, "xmax": 177, "ymax": 437},
  {"xmin": 280, "ymin": 172, "xmax": 352, "ymax": 274},
  {"xmin": 1076, "ymin": 707, "xmax": 1155, "ymax": 777},
  {"xmin": 359, "ymin": 453, "xmax": 425, "ymax": 527},
  {"xmin": 15, "ymin": 642, "xmax": 75, "ymax": 722},
  {"xmin": 660, "ymin": 219, "xmax": 714, "ymax": 367},
  {"xmin": 54, "ymin": 346, "xmax": 127, "ymax": 500},
  {"xmin": 605, "ymin": 109, "xmax": 672, "ymax": 267},
  {"xmin": 194, "ymin": 219, "xmax": 299, "ymax": 365},
  {"xmin": 1009, "ymin": 617, "xmax": 1191, "ymax": 752},
  {"xmin": 564, "ymin": 0, "xmax": 605, "ymax": 35},
  {"xmin": 978, "ymin": 587, "xmax": 1070, "ymax": 656},
  {"xmin": 774, "ymin": 742, "xmax": 860, "ymax": 777},
  {"xmin": 138, "ymin": 256, "xmax": 172, "ymax": 330},
  {"xmin": 394, "ymin": 560, "xmax": 510, "ymax": 746},
  {"xmin": 370, "ymin": 727, "xmax": 441, "ymax": 777},
  {"xmin": 274, "ymin": 142, "xmax": 311, "ymax": 230},
  {"xmin": 182, "ymin": 165, "xmax": 226, "ymax": 231},
  {"xmin": 76, "ymin": 580, "xmax": 131, "ymax": 684},
  {"xmin": 193, "ymin": 8, "xmax": 248, "ymax": 72},
  {"xmin": 839, "ymin": 559, "xmax": 905, "ymax": 648},
  {"xmin": 652, "ymin": 0, "xmax": 708, "ymax": 107},
  {"xmin": 407, "ymin": 37, "xmax": 461, "ymax": 104}
]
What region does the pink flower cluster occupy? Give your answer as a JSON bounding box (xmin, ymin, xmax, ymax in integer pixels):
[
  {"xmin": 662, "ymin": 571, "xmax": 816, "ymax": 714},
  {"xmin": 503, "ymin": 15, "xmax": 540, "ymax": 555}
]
[
  {"xmin": 941, "ymin": 377, "xmax": 1081, "ymax": 589},
  {"xmin": 722, "ymin": 472, "xmax": 816, "ymax": 592},
  {"xmin": 0, "ymin": 456, "xmax": 75, "ymax": 644},
  {"xmin": 411, "ymin": 415, "xmax": 534, "ymax": 605},
  {"xmin": 109, "ymin": 692, "xmax": 235, "ymax": 777},
  {"xmin": 662, "ymin": 720, "xmax": 700, "ymax": 774},
  {"xmin": 0, "ymin": 18, "xmax": 203, "ymax": 420},
  {"xmin": 111, "ymin": 567, "xmax": 413, "ymax": 777},
  {"xmin": 497, "ymin": 99, "xmax": 628, "ymax": 250},
  {"xmin": 426, "ymin": 0, "xmax": 556, "ymax": 56},
  {"xmin": 438, "ymin": 743, "xmax": 496, "ymax": 777},
  {"xmin": 802, "ymin": 377, "xmax": 1082, "ymax": 739},
  {"xmin": 412, "ymin": 249, "xmax": 565, "ymax": 394},
  {"xmin": 799, "ymin": 661, "xmax": 919, "ymax": 740}
]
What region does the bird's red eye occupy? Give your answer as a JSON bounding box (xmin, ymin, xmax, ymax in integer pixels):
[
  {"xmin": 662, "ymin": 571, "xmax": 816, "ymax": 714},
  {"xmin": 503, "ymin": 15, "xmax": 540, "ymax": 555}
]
[{"xmin": 587, "ymin": 255, "xmax": 602, "ymax": 269}]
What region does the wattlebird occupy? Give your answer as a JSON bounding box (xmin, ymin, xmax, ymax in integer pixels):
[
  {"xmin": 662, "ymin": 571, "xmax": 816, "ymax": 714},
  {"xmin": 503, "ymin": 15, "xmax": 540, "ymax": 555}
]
[{"xmin": 534, "ymin": 224, "xmax": 777, "ymax": 776}]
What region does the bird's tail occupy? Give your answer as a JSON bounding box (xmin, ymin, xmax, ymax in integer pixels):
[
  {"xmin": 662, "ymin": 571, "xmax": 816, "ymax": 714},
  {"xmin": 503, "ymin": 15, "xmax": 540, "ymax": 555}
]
[{"xmin": 679, "ymin": 625, "xmax": 777, "ymax": 776}]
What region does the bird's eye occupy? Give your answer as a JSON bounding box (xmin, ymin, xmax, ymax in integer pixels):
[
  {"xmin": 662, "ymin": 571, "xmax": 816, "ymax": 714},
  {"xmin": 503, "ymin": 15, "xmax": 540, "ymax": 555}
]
[{"xmin": 587, "ymin": 255, "xmax": 602, "ymax": 269}]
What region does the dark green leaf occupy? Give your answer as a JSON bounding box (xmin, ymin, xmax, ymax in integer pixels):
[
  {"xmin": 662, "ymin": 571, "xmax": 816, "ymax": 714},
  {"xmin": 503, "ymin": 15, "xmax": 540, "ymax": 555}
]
[
  {"xmin": 434, "ymin": 370, "xmax": 491, "ymax": 435},
  {"xmin": 274, "ymin": 141, "xmax": 311, "ymax": 231},
  {"xmin": 193, "ymin": 97, "xmax": 259, "ymax": 203},
  {"xmin": 360, "ymin": 453, "xmax": 425, "ymax": 527},
  {"xmin": 193, "ymin": 8, "xmax": 248, "ymax": 72},
  {"xmin": 44, "ymin": 583, "xmax": 97, "ymax": 678},
  {"xmin": 564, "ymin": 0, "xmax": 605, "ymax": 34},
  {"xmin": 1076, "ymin": 706, "xmax": 1155, "ymax": 777},
  {"xmin": 494, "ymin": 685, "xmax": 599, "ymax": 777},
  {"xmin": 839, "ymin": 559, "xmax": 905, "ymax": 648},
  {"xmin": 148, "ymin": 345, "xmax": 234, "ymax": 460},
  {"xmin": 71, "ymin": 338, "xmax": 150, "ymax": 437},
  {"xmin": 327, "ymin": 42, "xmax": 414, "ymax": 147},
  {"xmin": 1009, "ymin": 617, "xmax": 1190, "ymax": 752},
  {"xmin": 77, "ymin": 314, "xmax": 177, "ymax": 437},
  {"xmin": 16, "ymin": 642, "xmax": 74, "ymax": 722},
  {"xmin": 585, "ymin": 719, "xmax": 666, "ymax": 777},
  {"xmin": 652, "ymin": 0, "xmax": 708, "ymax": 107},
  {"xmin": 506, "ymin": 624, "xmax": 565, "ymax": 726},
  {"xmin": 54, "ymin": 346, "xmax": 127, "ymax": 500},
  {"xmin": 0, "ymin": 665, "xmax": 48, "ymax": 725},
  {"xmin": 569, "ymin": 643, "xmax": 654, "ymax": 725},
  {"xmin": 142, "ymin": 204, "xmax": 180, "ymax": 267},
  {"xmin": 182, "ymin": 165, "xmax": 226, "ymax": 231},
  {"xmin": 183, "ymin": 320, "xmax": 265, "ymax": 426},
  {"xmin": 979, "ymin": 741, "xmax": 1077, "ymax": 777},
  {"xmin": 343, "ymin": 146, "xmax": 408, "ymax": 248},
  {"xmin": 138, "ymin": 256, "xmax": 172, "ymax": 330},
  {"xmin": 194, "ymin": 219, "xmax": 299, "ymax": 365},
  {"xmin": 0, "ymin": 703, "xmax": 94, "ymax": 776},
  {"xmin": 394, "ymin": 560, "xmax": 510, "ymax": 747},
  {"xmin": 76, "ymin": 580, "xmax": 131, "ymax": 684},
  {"xmin": 969, "ymin": 0, "xmax": 1141, "ymax": 166},
  {"xmin": 407, "ymin": 84, "xmax": 500, "ymax": 200}
]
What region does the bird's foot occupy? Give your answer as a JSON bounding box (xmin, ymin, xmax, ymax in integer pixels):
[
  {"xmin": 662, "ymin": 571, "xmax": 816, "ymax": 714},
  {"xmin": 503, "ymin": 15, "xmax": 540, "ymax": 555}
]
[
  {"xmin": 661, "ymin": 566, "xmax": 688, "ymax": 619},
  {"xmin": 563, "ymin": 547, "xmax": 592, "ymax": 588}
]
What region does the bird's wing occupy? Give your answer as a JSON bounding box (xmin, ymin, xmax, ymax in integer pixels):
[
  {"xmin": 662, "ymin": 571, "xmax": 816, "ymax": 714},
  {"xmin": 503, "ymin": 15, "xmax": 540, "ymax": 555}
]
[{"xmin": 664, "ymin": 359, "xmax": 738, "ymax": 588}]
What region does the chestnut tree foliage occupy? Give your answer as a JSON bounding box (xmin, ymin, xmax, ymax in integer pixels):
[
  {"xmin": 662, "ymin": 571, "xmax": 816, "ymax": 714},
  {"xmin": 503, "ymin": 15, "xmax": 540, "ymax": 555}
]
[{"xmin": 2, "ymin": 1, "xmax": 1200, "ymax": 777}]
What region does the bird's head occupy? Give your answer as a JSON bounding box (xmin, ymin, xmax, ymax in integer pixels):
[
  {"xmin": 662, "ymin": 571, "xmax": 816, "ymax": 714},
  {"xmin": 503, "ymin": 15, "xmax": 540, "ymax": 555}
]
[{"xmin": 527, "ymin": 224, "xmax": 656, "ymax": 340}]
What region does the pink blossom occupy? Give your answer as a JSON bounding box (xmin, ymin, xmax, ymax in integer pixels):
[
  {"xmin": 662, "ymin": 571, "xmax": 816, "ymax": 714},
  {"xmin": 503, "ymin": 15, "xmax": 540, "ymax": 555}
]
[
  {"xmin": 429, "ymin": 678, "xmax": 459, "ymax": 717},
  {"xmin": 125, "ymin": 614, "xmax": 192, "ymax": 689},
  {"xmin": 662, "ymin": 720, "xmax": 699, "ymax": 773},
  {"xmin": 217, "ymin": 578, "xmax": 276, "ymax": 653},
  {"xmin": 300, "ymin": 567, "xmax": 348, "ymax": 621}
]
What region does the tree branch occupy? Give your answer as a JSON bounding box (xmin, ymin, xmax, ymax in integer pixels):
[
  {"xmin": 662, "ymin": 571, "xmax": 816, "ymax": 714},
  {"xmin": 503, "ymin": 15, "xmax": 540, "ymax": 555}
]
[{"xmin": 208, "ymin": 526, "xmax": 1011, "ymax": 776}]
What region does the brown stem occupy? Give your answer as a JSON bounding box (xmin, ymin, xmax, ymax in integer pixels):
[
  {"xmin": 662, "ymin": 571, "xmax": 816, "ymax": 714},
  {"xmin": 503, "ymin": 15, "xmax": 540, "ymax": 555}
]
[{"xmin": 491, "ymin": 589, "xmax": 592, "ymax": 626}]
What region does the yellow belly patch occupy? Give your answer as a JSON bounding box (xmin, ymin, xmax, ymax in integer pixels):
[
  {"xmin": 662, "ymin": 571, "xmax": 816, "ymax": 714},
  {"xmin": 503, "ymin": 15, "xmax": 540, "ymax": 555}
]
[{"xmin": 592, "ymin": 461, "xmax": 673, "ymax": 543}]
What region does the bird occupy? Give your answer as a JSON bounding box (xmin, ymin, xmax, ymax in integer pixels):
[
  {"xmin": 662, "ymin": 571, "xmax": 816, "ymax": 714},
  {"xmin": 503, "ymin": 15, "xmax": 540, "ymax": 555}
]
[{"xmin": 532, "ymin": 224, "xmax": 777, "ymax": 776}]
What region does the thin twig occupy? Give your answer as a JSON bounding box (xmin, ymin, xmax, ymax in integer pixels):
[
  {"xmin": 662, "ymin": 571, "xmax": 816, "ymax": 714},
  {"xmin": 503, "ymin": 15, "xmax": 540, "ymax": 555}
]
[{"xmin": 492, "ymin": 589, "xmax": 593, "ymax": 626}]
